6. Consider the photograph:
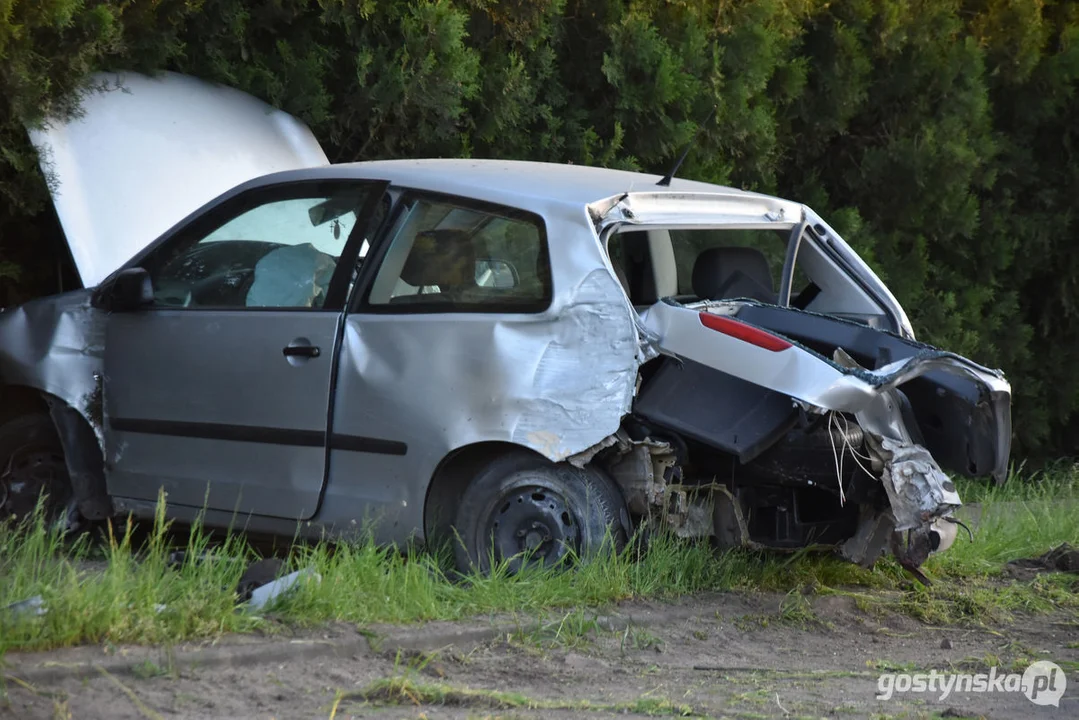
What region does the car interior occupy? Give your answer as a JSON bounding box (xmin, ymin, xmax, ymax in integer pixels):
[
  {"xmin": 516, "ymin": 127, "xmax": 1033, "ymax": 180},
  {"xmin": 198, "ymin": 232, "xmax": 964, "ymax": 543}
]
[
  {"xmin": 607, "ymin": 228, "xmax": 787, "ymax": 309},
  {"xmin": 367, "ymin": 200, "xmax": 549, "ymax": 308},
  {"xmin": 606, "ymin": 226, "xmax": 894, "ymax": 330}
]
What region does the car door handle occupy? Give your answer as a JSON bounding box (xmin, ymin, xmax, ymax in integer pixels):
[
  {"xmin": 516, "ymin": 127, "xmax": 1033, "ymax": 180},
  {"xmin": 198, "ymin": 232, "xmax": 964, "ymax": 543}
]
[{"xmin": 283, "ymin": 344, "xmax": 321, "ymax": 358}]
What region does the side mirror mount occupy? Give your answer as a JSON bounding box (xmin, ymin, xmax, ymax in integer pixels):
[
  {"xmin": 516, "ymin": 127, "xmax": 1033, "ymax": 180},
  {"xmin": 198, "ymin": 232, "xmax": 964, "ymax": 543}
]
[{"xmin": 94, "ymin": 267, "xmax": 154, "ymax": 312}]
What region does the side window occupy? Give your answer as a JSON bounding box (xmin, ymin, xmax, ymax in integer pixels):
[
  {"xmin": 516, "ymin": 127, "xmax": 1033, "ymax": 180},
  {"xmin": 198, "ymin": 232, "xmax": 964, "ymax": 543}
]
[
  {"xmin": 668, "ymin": 228, "xmax": 809, "ymax": 302},
  {"xmin": 143, "ymin": 184, "xmax": 376, "ymax": 309},
  {"xmin": 366, "ymin": 196, "xmax": 550, "ymax": 312}
]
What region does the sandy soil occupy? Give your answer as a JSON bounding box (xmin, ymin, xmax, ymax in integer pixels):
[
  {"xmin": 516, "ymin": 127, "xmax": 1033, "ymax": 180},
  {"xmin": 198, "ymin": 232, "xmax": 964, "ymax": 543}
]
[{"xmin": 3, "ymin": 590, "xmax": 1077, "ymax": 720}]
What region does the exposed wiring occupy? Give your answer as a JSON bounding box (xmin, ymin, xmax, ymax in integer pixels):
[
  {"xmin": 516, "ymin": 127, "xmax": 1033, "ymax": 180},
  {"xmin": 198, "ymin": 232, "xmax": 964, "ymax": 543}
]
[
  {"xmin": 827, "ymin": 411, "xmax": 880, "ymax": 507},
  {"xmin": 827, "ymin": 411, "xmax": 847, "ymax": 506},
  {"xmin": 836, "ymin": 412, "xmax": 877, "ymax": 477}
]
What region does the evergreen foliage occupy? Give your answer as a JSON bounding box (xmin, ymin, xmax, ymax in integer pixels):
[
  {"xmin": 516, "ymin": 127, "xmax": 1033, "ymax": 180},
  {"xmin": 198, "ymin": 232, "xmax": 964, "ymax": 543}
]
[{"xmin": 0, "ymin": 0, "xmax": 1076, "ymax": 456}]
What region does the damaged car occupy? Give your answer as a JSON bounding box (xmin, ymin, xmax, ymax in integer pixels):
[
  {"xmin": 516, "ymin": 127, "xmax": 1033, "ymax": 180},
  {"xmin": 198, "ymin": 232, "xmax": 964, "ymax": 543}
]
[{"xmin": 0, "ymin": 71, "xmax": 1011, "ymax": 577}]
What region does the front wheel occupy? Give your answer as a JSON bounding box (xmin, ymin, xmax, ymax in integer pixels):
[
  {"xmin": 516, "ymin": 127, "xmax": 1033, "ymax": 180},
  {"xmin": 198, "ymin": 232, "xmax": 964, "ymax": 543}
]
[
  {"xmin": 0, "ymin": 413, "xmax": 73, "ymax": 525},
  {"xmin": 452, "ymin": 453, "xmax": 629, "ymax": 575}
]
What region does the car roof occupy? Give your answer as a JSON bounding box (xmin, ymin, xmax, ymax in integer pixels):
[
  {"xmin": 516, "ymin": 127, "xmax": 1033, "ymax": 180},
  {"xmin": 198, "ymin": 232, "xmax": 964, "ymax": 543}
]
[{"xmin": 284, "ymin": 158, "xmax": 769, "ymax": 215}]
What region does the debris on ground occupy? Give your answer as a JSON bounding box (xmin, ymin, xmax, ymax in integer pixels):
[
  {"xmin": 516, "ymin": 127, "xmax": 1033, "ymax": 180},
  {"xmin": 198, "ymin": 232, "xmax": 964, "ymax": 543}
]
[
  {"xmin": 1005, "ymin": 543, "xmax": 1079, "ymax": 580},
  {"xmin": 1, "ymin": 595, "xmax": 45, "ymax": 620},
  {"xmin": 246, "ymin": 569, "xmax": 320, "ymax": 612},
  {"xmin": 236, "ymin": 558, "xmax": 286, "ymax": 601},
  {"xmin": 236, "ymin": 557, "xmax": 320, "ymax": 612}
]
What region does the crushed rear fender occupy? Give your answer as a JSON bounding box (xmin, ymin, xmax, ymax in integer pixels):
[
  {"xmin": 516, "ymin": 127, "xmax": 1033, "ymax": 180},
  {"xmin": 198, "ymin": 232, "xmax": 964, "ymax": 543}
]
[{"xmin": 634, "ymin": 299, "xmax": 1012, "ymax": 534}]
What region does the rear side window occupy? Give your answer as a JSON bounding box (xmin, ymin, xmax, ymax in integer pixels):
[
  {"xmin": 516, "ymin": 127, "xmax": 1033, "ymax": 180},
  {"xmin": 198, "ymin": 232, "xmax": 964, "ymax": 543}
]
[
  {"xmin": 365, "ymin": 196, "xmax": 551, "ymax": 312},
  {"xmin": 669, "ymin": 228, "xmax": 809, "ymax": 302}
]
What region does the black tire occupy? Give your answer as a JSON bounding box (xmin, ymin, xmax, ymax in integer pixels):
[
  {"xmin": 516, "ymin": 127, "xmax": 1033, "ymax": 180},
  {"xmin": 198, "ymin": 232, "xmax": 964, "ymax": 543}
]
[
  {"xmin": 0, "ymin": 413, "xmax": 73, "ymax": 525},
  {"xmin": 452, "ymin": 452, "xmax": 629, "ymax": 575}
]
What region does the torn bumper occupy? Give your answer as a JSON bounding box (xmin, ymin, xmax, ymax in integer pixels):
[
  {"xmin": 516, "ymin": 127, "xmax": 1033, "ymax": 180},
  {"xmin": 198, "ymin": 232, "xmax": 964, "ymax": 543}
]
[
  {"xmin": 638, "ymin": 301, "xmax": 1011, "ymax": 471},
  {"xmin": 636, "ymin": 300, "xmax": 1013, "ymax": 563},
  {"xmin": 871, "ymin": 437, "xmax": 960, "ymax": 531}
]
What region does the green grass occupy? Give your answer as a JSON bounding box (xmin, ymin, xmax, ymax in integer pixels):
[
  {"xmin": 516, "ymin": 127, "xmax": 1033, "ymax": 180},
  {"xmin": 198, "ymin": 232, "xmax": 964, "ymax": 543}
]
[
  {"xmin": 1, "ymin": 468, "xmax": 1077, "ymax": 658},
  {"xmin": 932, "ymin": 463, "xmax": 1079, "ymax": 574},
  {"xmin": 341, "ymin": 673, "xmax": 701, "ymax": 717}
]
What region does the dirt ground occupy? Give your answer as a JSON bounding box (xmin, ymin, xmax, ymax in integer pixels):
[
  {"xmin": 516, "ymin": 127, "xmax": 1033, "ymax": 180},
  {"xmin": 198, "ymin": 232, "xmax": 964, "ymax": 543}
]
[{"xmin": 3, "ymin": 590, "xmax": 1077, "ymax": 720}]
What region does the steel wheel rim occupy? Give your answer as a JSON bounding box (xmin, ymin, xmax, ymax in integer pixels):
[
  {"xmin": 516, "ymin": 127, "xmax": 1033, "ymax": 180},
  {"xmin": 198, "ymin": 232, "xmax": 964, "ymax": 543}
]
[
  {"xmin": 484, "ymin": 485, "xmax": 581, "ymax": 571},
  {"xmin": 1, "ymin": 445, "xmax": 70, "ymax": 521}
]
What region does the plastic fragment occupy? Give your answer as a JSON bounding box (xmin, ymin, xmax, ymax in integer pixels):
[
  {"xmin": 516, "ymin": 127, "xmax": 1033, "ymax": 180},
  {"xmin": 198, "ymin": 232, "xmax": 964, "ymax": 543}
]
[
  {"xmin": 245, "ymin": 568, "xmax": 321, "ymax": 612},
  {"xmin": 2, "ymin": 595, "xmax": 46, "ymax": 618}
]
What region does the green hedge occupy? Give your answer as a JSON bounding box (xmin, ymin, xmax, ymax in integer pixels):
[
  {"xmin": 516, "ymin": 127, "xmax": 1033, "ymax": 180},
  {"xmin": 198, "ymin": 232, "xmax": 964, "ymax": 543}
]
[{"xmin": 1, "ymin": 0, "xmax": 1077, "ymax": 458}]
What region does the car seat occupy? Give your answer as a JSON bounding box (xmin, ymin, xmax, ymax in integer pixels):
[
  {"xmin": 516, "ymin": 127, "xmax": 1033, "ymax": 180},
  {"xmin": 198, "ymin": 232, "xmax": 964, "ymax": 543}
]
[{"xmin": 691, "ymin": 246, "xmax": 776, "ymax": 304}]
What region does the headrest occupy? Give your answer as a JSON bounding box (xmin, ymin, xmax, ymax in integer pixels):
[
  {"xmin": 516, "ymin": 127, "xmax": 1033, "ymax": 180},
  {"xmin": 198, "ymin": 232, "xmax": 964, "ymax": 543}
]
[
  {"xmin": 399, "ymin": 229, "xmax": 476, "ymax": 289},
  {"xmin": 691, "ymin": 246, "xmax": 774, "ymax": 301}
]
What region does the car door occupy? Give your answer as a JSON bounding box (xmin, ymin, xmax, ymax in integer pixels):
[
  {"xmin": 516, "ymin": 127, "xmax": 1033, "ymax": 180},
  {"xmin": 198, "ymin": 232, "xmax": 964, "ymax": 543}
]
[
  {"xmin": 322, "ymin": 191, "xmax": 564, "ymax": 543},
  {"xmin": 100, "ymin": 179, "xmax": 388, "ymax": 520}
]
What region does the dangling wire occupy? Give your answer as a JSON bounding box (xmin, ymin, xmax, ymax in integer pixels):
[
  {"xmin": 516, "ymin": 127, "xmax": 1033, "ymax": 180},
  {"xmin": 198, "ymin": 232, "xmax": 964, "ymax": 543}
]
[
  {"xmin": 836, "ymin": 412, "xmax": 877, "ymax": 478},
  {"xmin": 827, "ymin": 411, "xmax": 847, "ymax": 506},
  {"xmin": 827, "ymin": 411, "xmax": 881, "ymax": 507}
]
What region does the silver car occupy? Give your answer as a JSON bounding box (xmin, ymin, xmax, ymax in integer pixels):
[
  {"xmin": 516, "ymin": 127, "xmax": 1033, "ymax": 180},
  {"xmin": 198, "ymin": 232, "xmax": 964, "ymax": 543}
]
[{"xmin": 0, "ymin": 71, "xmax": 1011, "ymax": 576}]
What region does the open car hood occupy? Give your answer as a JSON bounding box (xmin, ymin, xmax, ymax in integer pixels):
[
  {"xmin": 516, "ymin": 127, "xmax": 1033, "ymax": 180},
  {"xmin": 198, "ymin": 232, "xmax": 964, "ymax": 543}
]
[{"xmin": 26, "ymin": 71, "xmax": 329, "ymax": 287}]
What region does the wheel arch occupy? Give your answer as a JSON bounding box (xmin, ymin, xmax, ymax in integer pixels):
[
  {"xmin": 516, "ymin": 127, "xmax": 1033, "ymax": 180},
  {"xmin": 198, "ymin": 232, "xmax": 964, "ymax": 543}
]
[
  {"xmin": 0, "ymin": 384, "xmax": 51, "ymax": 427},
  {"xmin": 422, "ymin": 441, "xmax": 549, "ymax": 545},
  {"xmin": 0, "ymin": 383, "xmax": 111, "ymax": 520}
]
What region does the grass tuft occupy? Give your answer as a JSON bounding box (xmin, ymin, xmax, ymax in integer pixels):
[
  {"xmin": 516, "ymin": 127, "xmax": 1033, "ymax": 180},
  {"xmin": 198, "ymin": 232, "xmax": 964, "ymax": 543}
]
[
  {"xmin": 352, "ymin": 673, "xmax": 700, "ymax": 716},
  {"xmin": 1, "ymin": 468, "xmax": 1077, "ymax": 657}
]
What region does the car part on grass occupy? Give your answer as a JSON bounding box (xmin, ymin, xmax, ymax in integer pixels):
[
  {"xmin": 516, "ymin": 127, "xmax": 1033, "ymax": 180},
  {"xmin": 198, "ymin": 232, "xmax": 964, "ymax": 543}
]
[
  {"xmin": 176, "ymin": 552, "xmax": 319, "ymax": 611},
  {"xmin": 1, "ymin": 595, "xmax": 46, "ymax": 620},
  {"xmin": 1006, "ymin": 543, "xmax": 1079, "ymax": 576},
  {"xmin": 236, "ymin": 557, "xmax": 321, "ymax": 612},
  {"xmin": 0, "ymin": 557, "xmax": 312, "ymax": 628},
  {"xmin": 244, "ymin": 564, "xmax": 321, "ymax": 612},
  {"xmin": 171, "ymin": 552, "xmax": 320, "ymax": 610},
  {"xmin": 236, "ymin": 558, "xmax": 287, "ymax": 601},
  {"xmin": 0, "ymin": 596, "xmax": 166, "ymax": 623}
]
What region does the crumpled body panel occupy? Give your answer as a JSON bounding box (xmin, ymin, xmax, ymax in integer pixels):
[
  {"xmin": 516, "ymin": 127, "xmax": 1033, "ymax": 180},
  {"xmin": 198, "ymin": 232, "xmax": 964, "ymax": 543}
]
[
  {"xmin": 875, "ymin": 438, "xmax": 962, "ymax": 531},
  {"xmin": 330, "ymin": 268, "xmax": 638, "ymax": 462},
  {"xmin": 0, "ymin": 290, "xmax": 105, "ymax": 441},
  {"xmin": 638, "ymin": 299, "xmax": 1011, "ymax": 539},
  {"xmin": 320, "ymin": 266, "xmax": 640, "ymax": 538},
  {"xmin": 512, "ymin": 269, "xmax": 640, "ymax": 458},
  {"xmin": 640, "ymin": 301, "xmax": 1009, "ymax": 420}
]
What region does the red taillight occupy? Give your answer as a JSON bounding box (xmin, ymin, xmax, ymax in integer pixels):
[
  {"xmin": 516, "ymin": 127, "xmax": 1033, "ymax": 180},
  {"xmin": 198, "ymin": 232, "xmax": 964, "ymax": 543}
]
[{"xmin": 698, "ymin": 312, "xmax": 792, "ymax": 352}]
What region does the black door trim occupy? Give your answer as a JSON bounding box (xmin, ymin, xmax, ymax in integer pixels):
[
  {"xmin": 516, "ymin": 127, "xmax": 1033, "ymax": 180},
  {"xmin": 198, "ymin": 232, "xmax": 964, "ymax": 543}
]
[{"xmin": 109, "ymin": 418, "xmax": 407, "ymax": 456}]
